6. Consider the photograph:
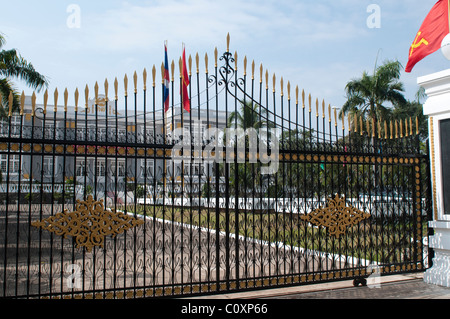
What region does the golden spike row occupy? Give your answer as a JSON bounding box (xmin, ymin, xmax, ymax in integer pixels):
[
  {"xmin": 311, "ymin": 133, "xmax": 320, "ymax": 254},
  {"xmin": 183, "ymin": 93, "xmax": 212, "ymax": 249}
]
[
  {"xmin": 143, "ymin": 68, "xmax": 148, "ymax": 90},
  {"xmin": 124, "ymin": 74, "xmax": 128, "ymax": 97},
  {"xmin": 31, "ymin": 92, "xmax": 36, "ymax": 116},
  {"xmin": 287, "ymin": 81, "xmax": 290, "ymax": 100},
  {"xmin": 20, "ymin": 91, "xmax": 25, "ymax": 115},
  {"xmin": 272, "ymin": 73, "xmax": 276, "ymax": 93},
  {"xmin": 85, "ymin": 85, "xmax": 89, "ymax": 108},
  {"xmin": 251, "ymin": 60, "xmax": 255, "ymax": 80},
  {"xmin": 214, "ymin": 47, "xmax": 218, "ymax": 67},
  {"xmin": 265, "ymin": 70, "xmax": 268, "ymax": 89},
  {"xmin": 94, "ymin": 82, "xmax": 99, "ymax": 104},
  {"xmin": 400, "ymin": 120, "xmax": 403, "ymax": 138},
  {"xmin": 302, "ymin": 90, "xmax": 305, "ymax": 109},
  {"xmin": 308, "ymin": 94, "xmax": 311, "ymax": 112},
  {"xmin": 171, "ymin": 60, "xmax": 175, "ymax": 81},
  {"xmin": 395, "ymin": 120, "xmax": 398, "ymax": 138},
  {"xmin": 188, "ymin": 54, "xmax": 192, "ymax": 76},
  {"xmin": 64, "ymin": 88, "xmax": 68, "ymax": 112},
  {"xmin": 196, "ymin": 52, "xmax": 199, "ymax": 74},
  {"xmin": 259, "ymin": 64, "xmax": 263, "ymax": 83},
  {"xmin": 243, "ymin": 56, "xmax": 247, "ymax": 76},
  {"xmin": 359, "ymin": 116, "xmax": 363, "ymax": 136},
  {"xmin": 334, "ymin": 107, "xmax": 338, "ymax": 127},
  {"xmin": 416, "ymin": 116, "xmax": 419, "ymax": 135},
  {"xmin": 372, "ymin": 118, "xmax": 375, "ymax": 137},
  {"xmin": 404, "ymin": 118, "xmax": 408, "ymax": 137},
  {"xmin": 280, "ymin": 77, "xmax": 283, "ymax": 96},
  {"xmin": 104, "ymin": 79, "xmax": 109, "ymax": 100},
  {"xmin": 315, "ymin": 98, "xmax": 319, "ymax": 117},
  {"xmin": 8, "ymin": 91, "xmax": 13, "ymax": 117},
  {"xmin": 390, "ymin": 121, "xmax": 393, "ymax": 139},
  {"xmin": 151, "ymin": 66, "xmax": 155, "ymax": 89},
  {"xmin": 114, "ymin": 78, "xmax": 118, "ymax": 101},
  {"xmin": 327, "ymin": 103, "xmax": 331, "ymax": 122},
  {"xmin": 74, "ymin": 88, "xmax": 79, "ymax": 112},
  {"xmin": 410, "ymin": 117, "xmax": 413, "ymax": 136},
  {"xmin": 378, "ymin": 121, "xmax": 382, "ymax": 139},
  {"xmin": 54, "ymin": 88, "xmax": 58, "ymax": 113}
]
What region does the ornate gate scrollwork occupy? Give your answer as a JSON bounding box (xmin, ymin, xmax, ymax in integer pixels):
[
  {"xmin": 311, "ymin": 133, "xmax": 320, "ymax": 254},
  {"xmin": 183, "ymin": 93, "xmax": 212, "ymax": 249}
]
[
  {"xmin": 301, "ymin": 194, "xmax": 371, "ymax": 238},
  {"xmin": 32, "ymin": 195, "xmax": 144, "ymax": 252}
]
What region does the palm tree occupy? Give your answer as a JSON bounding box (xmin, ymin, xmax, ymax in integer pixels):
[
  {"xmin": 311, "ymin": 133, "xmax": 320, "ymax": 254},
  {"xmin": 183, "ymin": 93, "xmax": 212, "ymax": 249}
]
[
  {"xmin": 340, "ymin": 59, "xmax": 406, "ymax": 133},
  {"xmin": 227, "ymin": 99, "xmax": 273, "ymax": 131},
  {"xmin": 0, "ymin": 33, "xmax": 48, "ymax": 117},
  {"xmin": 225, "ymin": 99, "xmax": 275, "ymax": 197}
]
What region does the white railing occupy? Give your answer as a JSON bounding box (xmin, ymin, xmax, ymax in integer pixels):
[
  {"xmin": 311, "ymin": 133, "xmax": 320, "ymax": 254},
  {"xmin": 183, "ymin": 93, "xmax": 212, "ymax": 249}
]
[{"xmin": 0, "ymin": 183, "xmax": 83, "ymax": 194}]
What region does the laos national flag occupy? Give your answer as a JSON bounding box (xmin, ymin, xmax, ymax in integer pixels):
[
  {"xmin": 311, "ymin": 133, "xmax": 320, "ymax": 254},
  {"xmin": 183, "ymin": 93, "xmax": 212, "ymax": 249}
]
[{"xmin": 163, "ymin": 42, "xmax": 170, "ymax": 113}]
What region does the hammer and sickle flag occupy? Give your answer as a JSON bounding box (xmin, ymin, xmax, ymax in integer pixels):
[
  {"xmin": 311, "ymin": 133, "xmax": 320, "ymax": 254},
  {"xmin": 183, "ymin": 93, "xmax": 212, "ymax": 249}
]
[{"xmin": 405, "ymin": 0, "xmax": 450, "ymax": 72}]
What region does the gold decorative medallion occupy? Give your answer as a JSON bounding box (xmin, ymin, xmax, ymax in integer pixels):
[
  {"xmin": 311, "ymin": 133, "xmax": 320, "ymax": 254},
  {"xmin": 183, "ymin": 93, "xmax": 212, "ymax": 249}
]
[
  {"xmin": 301, "ymin": 194, "xmax": 370, "ymax": 238},
  {"xmin": 32, "ymin": 195, "xmax": 144, "ymax": 252}
]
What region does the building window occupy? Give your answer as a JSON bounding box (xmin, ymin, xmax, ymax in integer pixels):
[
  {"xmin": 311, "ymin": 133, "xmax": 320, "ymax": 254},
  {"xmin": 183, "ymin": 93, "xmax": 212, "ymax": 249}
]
[
  {"xmin": 96, "ymin": 160, "xmax": 105, "ymax": 177},
  {"xmin": 76, "ymin": 159, "xmax": 86, "ymax": 177},
  {"xmin": 43, "ymin": 156, "xmax": 53, "ymax": 176},
  {"xmin": 0, "ymin": 116, "xmax": 21, "ymax": 137},
  {"xmin": 0, "ymin": 154, "xmax": 20, "ymax": 174},
  {"xmin": 140, "ymin": 160, "xmax": 154, "ymax": 177},
  {"xmin": 111, "ymin": 160, "xmax": 126, "ymax": 177}
]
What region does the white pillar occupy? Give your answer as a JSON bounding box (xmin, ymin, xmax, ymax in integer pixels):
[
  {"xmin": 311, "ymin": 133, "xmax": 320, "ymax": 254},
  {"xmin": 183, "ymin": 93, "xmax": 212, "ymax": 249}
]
[{"xmin": 418, "ymin": 69, "xmax": 450, "ymax": 287}]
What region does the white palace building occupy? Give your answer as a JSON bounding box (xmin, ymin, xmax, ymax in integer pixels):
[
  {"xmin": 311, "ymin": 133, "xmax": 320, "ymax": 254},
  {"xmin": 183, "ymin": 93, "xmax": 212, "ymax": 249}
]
[{"xmin": 0, "ymin": 95, "xmax": 229, "ymax": 205}]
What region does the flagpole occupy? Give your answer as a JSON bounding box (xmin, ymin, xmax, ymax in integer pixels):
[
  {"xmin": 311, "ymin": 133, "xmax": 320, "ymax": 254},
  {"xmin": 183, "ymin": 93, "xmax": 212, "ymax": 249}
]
[
  {"xmin": 181, "ymin": 42, "xmax": 185, "ymax": 193},
  {"xmin": 448, "ymin": 0, "xmax": 450, "ymax": 31},
  {"xmin": 163, "ymin": 40, "xmax": 167, "ymax": 194}
]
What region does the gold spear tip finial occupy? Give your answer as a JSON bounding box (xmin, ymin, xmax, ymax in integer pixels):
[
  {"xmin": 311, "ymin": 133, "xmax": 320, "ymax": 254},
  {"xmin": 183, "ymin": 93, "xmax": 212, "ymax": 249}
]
[
  {"xmin": 143, "ymin": 68, "xmax": 148, "ymax": 89},
  {"xmin": 74, "ymin": 88, "xmax": 79, "ymax": 111},
  {"xmin": 64, "ymin": 88, "xmax": 68, "ymax": 112},
  {"xmin": 20, "ymin": 91, "xmax": 25, "ymax": 115},
  {"xmin": 226, "ymin": 33, "xmax": 230, "ymax": 52}
]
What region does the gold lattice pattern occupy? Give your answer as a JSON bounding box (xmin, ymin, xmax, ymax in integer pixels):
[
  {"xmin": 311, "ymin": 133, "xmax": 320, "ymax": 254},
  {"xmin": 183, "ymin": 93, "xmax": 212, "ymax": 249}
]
[
  {"xmin": 301, "ymin": 194, "xmax": 370, "ymax": 238},
  {"xmin": 32, "ymin": 195, "xmax": 144, "ymax": 252}
]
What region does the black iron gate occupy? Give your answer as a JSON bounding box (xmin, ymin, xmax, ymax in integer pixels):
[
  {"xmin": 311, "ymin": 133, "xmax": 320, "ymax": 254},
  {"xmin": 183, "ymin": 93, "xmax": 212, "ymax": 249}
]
[{"xmin": 0, "ymin": 37, "xmax": 431, "ymax": 299}]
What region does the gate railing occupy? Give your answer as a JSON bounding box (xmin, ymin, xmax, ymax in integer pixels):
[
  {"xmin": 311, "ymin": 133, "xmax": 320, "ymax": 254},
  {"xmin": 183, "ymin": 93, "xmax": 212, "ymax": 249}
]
[{"xmin": 0, "ymin": 35, "xmax": 431, "ymax": 299}]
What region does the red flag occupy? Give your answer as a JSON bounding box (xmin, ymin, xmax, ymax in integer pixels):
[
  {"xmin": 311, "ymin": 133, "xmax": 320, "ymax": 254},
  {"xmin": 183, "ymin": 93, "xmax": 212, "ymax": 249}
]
[
  {"xmin": 405, "ymin": 0, "xmax": 450, "ymax": 72},
  {"xmin": 181, "ymin": 45, "xmax": 190, "ymax": 112}
]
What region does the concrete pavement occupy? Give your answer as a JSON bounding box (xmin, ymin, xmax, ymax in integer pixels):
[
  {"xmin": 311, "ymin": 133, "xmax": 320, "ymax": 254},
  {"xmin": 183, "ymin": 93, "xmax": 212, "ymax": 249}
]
[{"xmin": 187, "ymin": 272, "xmax": 450, "ymax": 299}]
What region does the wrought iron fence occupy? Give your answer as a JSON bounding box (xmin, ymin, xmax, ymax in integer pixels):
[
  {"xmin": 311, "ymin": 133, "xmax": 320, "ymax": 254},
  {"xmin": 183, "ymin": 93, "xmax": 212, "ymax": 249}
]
[{"xmin": 0, "ymin": 36, "xmax": 431, "ymax": 299}]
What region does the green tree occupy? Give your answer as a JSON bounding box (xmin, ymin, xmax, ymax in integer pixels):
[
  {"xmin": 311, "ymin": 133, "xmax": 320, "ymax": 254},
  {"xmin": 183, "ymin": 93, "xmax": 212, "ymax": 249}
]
[
  {"xmin": 340, "ymin": 60, "xmax": 406, "ymax": 132},
  {"xmin": 227, "ymin": 99, "xmax": 273, "ymax": 131},
  {"xmin": 225, "ymin": 100, "xmax": 275, "ymax": 197},
  {"xmin": 391, "ymin": 88, "xmax": 428, "ymax": 141},
  {"xmin": 0, "ymin": 33, "xmax": 48, "ymax": 117}
]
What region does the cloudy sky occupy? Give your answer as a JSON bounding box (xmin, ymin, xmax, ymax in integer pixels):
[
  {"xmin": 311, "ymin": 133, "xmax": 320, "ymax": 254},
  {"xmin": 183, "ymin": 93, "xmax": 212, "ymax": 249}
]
[{"xmin": 0, "ymin": 0, "xmax": 448, "ymax": 110}]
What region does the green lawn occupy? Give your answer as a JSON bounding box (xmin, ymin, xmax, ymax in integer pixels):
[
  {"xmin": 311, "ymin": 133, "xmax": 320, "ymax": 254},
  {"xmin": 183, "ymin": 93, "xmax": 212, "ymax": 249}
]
[{"xmin": 120, "ymin": 203, "xmax": 426, "ymax": 264}]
